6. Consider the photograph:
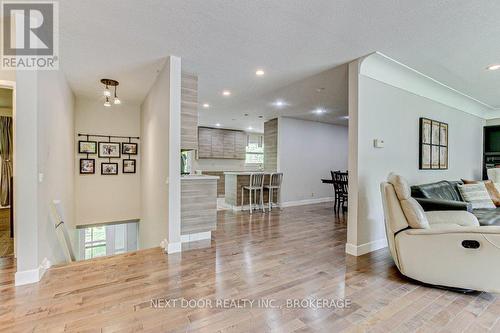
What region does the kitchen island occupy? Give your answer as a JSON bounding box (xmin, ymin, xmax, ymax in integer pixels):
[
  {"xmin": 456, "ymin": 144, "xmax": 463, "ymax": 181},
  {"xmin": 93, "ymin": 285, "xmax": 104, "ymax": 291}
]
[
  {"xmin": 181, "ymin": 175, "xmax": 219, "ymax": 242},
  {"xmin": 224, "ymin": 172, "xmax": 278, "ymax": 210}
]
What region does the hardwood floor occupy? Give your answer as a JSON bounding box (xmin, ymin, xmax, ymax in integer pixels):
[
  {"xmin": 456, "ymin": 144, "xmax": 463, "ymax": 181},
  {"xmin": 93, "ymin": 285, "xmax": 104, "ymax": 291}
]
[{"xmin": 1, "ymin": 203, "xmax": 499, "ymax": 332}]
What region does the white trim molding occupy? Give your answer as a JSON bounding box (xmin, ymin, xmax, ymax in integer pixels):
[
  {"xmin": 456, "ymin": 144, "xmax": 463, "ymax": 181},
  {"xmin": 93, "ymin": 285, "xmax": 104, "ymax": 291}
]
[
  {"xmin": 166, "ymin": 241, "xmax": 182, "ymax": 254},
  {"xmin": 228, "ymin": 197, "xmax": 334, "ymax": 211},
  {"xmin": 281, "ymin": 197, "xmax": 334, "ymax": 208},
  {"xmin": 345, "ymin": 239, "xmax": 388, "ymax": 257},
  {"xmin": 359, "ymin": 52, "xmax": 495, "ymax": 119},
  {"xmin": 15, "ymin": 257, "xmax": 51, "ymax": 286},
  {"xmin": 180, "ymin": 231, "xmax": 211, "ymax": 243}
]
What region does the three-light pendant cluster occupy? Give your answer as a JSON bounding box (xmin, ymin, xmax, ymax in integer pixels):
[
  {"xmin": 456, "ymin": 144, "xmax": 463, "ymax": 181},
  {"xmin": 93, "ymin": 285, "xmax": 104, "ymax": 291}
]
[{"xmin": 101, "ymin": 79, "xmax": 121, "ymax": 107}]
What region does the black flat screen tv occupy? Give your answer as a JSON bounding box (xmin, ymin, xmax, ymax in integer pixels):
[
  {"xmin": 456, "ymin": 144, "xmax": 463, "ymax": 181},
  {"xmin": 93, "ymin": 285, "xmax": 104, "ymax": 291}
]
[{"xmin": 485, "ymin": 126, "xmax": 500, "ymax": 153}]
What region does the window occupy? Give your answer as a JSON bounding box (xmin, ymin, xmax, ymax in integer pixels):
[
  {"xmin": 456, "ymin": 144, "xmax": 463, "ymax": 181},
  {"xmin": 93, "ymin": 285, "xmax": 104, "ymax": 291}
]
[
  {"xmin": 79, "ymin": 222, "xmax": 138, "ymax": 260},
  {"xmin": 83, "ymin": 226, "xmax": 106, "ymax": 259},
  {"xmin": 246, "ymin": 134, "xmax": 264, "ymax": 165}
]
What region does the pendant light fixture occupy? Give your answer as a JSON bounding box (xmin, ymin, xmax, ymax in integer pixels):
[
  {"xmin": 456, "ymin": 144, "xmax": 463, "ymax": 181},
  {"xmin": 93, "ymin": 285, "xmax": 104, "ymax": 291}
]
[{"xmin": 100, "ymin": 79, "xmax": 120, "ymax": 107}]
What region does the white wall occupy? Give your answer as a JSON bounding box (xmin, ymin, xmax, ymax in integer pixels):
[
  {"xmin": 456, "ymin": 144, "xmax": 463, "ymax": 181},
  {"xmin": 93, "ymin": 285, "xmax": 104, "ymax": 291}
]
[
  {"xmin": 140, "ymin": 56, "xmax": 181, "ymax": 251},
  {"xmin": 74, "ymin": 97, "xmax": 141, "ymax": 226},
  {"xmin": 14, "ymin": 69, "xmax": 76, "ymax": 284},
  {"xmin": 13, "ymin": 71, "xmax": 40, "ymax": 275},
  {"xmin": 348, "ymin": 54, "xmax": 485, "ymax": 255},
  {"xmin": 277, "ymin": 117, "xmax": 348, "ymax": 203},
  {"xmin": 36, "ymin": 71, "xmax": 76, "ymax": 265}
]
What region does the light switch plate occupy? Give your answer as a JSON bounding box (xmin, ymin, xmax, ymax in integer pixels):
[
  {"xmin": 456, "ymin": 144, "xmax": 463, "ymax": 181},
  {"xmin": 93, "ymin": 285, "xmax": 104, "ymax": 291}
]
[{"xmin": 374, "ymin": 139, "xmax": 384, "ymax": 148}]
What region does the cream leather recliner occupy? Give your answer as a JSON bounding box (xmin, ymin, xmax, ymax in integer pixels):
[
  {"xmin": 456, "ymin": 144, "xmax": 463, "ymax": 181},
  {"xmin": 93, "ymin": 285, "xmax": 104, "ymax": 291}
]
[
  {"xmin": 381, "ymin": 173, "xmax": 500, "ymax": 293},
  {"xmin": 487, "ymin": 168, "xmax": 500, "ymax": 183}
]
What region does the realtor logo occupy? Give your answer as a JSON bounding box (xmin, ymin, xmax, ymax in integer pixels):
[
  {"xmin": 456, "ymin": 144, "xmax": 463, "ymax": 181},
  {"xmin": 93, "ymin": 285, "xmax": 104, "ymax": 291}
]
[{"xmin": 1, "ymin": 1, "xmax": 59, "ymax": 69}]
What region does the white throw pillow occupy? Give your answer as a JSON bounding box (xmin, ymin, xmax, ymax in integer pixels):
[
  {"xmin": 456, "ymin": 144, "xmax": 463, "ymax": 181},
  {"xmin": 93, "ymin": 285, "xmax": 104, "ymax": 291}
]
[
  {"xmin": 400, "ymin": 197, "xmax": 430, "ymax": 229},
  {"xmin": 458, "ymin": 183, "xmax": 496, "ymax": 209},
  {"xmin": 387, "ymin": 173, "xmax": 411, "ymax": 200}
]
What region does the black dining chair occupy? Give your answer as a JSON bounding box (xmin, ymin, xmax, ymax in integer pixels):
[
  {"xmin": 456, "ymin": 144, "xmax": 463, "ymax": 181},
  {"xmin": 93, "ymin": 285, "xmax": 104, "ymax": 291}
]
[{"xmin": 331, "ymin": 171, "xmax": 348, "ymax": 214}]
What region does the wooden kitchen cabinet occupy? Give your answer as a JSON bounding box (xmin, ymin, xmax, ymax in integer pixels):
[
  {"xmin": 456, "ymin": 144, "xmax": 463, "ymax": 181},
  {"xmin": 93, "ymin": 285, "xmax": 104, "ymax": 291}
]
[
  {"xmin": 223, "ymin": 131, "xmax": 236, "ymax": 158},
  {"xmin": 198, "ymin": 127, "xmax": 213, "ymax": 158},
  {"xmin": 198, "ymin": 127, "xmax": 246, "ymax": 160},
  {"xmin": 234, "ymin": 131, "xmax": 247, "ymax": 159},
  {"xmin": 211, "ymin": 129, "xmax": 224, "ymax": 158}
]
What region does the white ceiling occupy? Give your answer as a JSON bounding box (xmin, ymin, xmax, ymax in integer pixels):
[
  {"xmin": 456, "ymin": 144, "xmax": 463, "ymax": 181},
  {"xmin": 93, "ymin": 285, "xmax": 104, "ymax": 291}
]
[{"xmin": 60, "ymin": 1, "xmax": 500, "ymax": 131}]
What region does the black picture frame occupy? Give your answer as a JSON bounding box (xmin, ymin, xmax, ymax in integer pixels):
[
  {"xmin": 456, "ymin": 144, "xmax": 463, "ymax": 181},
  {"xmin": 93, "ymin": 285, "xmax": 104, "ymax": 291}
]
[
  {"xmin": 122, "ymin": 142, "xmax": 138, "ymax": 155},
  {"xmin": 78, "ymin": 141, "xmax": 97, "ymax": 154},
  {"xmin": 123, "ymin": 159, "xmax": 136, "ymax": 174},
  {"xmin": 101, "ymin": 162, "xmax": 119, "ymax": 175},
  {"xmin": 419, "ymin": 117, "xmax": 448, "ymax": 170},
  {"xmin": 98, "ymin": 142, "xmax": 121, "ymax": 158},
  {"xmin": 80, "ymin": 159, "xmax": 95, "ymax": 174}
]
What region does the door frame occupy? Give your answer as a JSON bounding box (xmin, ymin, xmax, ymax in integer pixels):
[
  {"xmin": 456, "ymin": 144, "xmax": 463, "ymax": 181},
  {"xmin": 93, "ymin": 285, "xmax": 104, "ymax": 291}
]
[{"xmin": 0, "ymin": 80, "xmax": 15, "ymax": 257}]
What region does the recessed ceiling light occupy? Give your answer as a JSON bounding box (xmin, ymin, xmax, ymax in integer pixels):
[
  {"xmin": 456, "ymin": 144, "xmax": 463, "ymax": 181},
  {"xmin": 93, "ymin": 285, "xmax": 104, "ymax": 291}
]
[
  {"xmin": 487, "ymin": 64, "xmax": 500, "ymax": 71},
  {"xmin": 273, "ymin": 100, "xmax": 286, "ymax": 108},
  {"xmin": 202, "ymin": 103, "xmax": 210, "ymax": 108},
  {"xmin": 222, "ymin": 90, "xmax": 231, "ymax": 96},
  {"xmin": 313, "ymin": 108, "xmax": 326, "ymax": 114},
  {"xmin": 256, "ymin": 69, "xmax": 265, "ymax": 76},
  {"xmin": 247, "ymin": 126, "xmax": 253, "ymax": 131},
  {"xmin": 215, "ymin": 123, "xmax": 221, "ymax": 127},
  {"xmin": 341, "ymin": 115, "xmax": 349, "ymax": 120}
]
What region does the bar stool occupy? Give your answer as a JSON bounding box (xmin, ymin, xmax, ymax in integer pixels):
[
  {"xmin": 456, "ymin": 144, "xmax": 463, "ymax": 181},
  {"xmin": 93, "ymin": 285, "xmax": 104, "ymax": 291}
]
[
  {"xmin": 265, "ymin": 172, "xmax": 283, "ymax": 211},
  {"xmin": 241, "ymin": 173, "xmax": 265, "ymax": 214}
]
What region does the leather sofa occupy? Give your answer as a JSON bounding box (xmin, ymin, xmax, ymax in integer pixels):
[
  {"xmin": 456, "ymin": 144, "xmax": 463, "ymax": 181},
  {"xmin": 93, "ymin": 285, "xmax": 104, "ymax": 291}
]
[
  {"xmin": 411, "ymin": 180, "xmax": 500, "ymax": 226},
  {"xmin": 381, "ymin": 175, "xmax": 500, "ymax": 292}
]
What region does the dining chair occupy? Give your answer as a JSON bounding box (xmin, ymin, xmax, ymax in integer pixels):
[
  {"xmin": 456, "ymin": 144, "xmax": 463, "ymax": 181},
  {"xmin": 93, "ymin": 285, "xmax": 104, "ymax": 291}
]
[
  {"xmin": 241, "ymin": 173, "xmax": 265, "ymax": 214},
  {"xmin": 264, "ymin": 172, "xmax": 283, "ymax": 211},
  {"xmin": 332, "ymin": 171, "xmax": 348, "ymax": 214}
]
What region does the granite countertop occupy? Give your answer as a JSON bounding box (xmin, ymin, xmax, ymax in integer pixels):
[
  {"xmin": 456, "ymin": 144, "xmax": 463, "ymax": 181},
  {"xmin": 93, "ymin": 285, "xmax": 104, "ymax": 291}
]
[
  {"xmin": 181, "ymin": 175, "xmax": 219, "ymax": 180},
  {"xmin": 224, "ymin": 171, "xmax": 270, "ymax": 175}
]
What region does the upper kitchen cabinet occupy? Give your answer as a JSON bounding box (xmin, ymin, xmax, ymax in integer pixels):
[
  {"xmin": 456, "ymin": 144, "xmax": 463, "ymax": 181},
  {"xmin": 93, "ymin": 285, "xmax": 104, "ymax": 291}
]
[
  {"xmin": 234, "ymin": 131, "xmax": 247, "ymax": 160},
  {"xmin": 181, "ymin": 72, "xmax": 198, "ymax": 151},
  {"xmin": 198, "ymin": 127, "xmax": 246, "ymax": 160},
  {"xmin": 223, "ymin": 131, "xmax": 235, "ymax": 158},
  {"xmin": 198, "ymin": 127, "xmax": 213, "ymax": 158},
  {"xmin": 211, "ymin": 129, "xmax": 225, "ymax": 159}
]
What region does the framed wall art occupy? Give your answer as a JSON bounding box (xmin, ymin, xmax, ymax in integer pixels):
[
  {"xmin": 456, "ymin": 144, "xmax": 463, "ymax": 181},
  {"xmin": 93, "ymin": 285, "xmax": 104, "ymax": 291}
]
[
  {"xmin": 419, "ymin": 117, "xmax": 448, "ymax": 170},
  {"xmin": 123, "ymin": 159, "xmax": 136, "ymax": 174},
  {"xmin": 98, "ymin": 142, "xmax": 121, "ymax": 158},
  {"xmin": 101, "ymin": 162, "xmax": 119, "ymax": 175},
  {"xmin": 80, "ymin": 159, "xmax": 95, "ymax": 174},
  {"xmin": 78, "ymin": 141, "xmax": 97, "ymax": 154},
  {"xmin": 122, "ymin": 142, "xmax": 138, "ymax": 155}
]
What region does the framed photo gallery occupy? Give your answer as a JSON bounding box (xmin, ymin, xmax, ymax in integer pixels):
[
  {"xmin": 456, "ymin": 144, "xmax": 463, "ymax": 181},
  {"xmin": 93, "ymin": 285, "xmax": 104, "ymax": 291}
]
[
  {"xmin": 419, "ymin": 118, "xmax": 448, "ymax": 170},
  {"xmin": 78, "ymin": 137, "xmax": 138, "ymax": 175}
]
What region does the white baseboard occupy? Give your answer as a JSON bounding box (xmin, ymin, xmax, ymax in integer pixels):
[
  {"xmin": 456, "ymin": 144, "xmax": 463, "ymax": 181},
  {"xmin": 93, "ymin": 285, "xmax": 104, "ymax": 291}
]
[
  {"xmin": 181, "ymin": 231, "xmax": 211, "ymax": 243},
  {"xmin": 345, "ymin": 239, "xmax": 388, "ymax": 256},
  {"xmin": 15, "ymin": 257, "xmax": 51, "ymax": 286},
  {"xmin": 166, "ymin": 241, "xmax": 182, "ymax": 254},
  {"xmin": 281, "ymin": 197, "xmax": 334, "ymax": 208},
  {"xmin": 229, "ymin": 197, "xmax": 334, "ymax": 211}
]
